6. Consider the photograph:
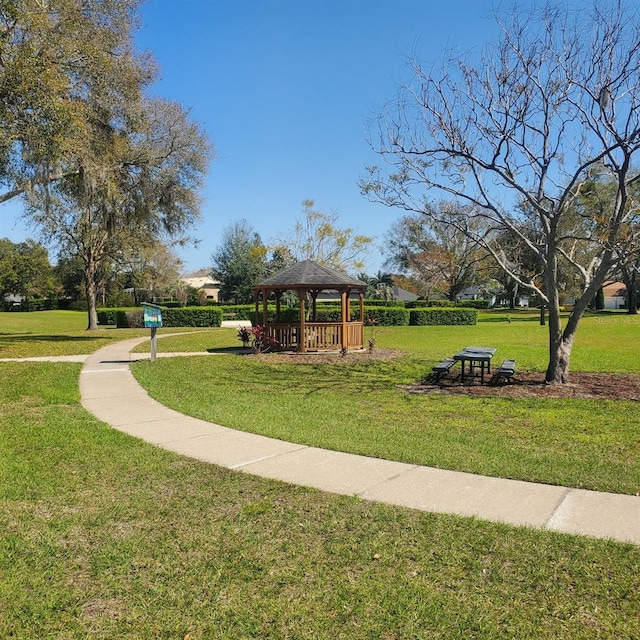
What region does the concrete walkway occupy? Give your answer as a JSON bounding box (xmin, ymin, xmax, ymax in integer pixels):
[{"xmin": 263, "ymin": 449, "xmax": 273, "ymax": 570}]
[{"xmin": 73, "ymin": 337, "xmax": 640, "ymax": 546}]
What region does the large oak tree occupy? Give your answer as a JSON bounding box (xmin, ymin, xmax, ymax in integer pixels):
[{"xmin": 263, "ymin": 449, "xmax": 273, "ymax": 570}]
[
  {"xmin": 0, "ymin": 0, "xmax": 153, "ymax": 203},
  {"xmin": 3, "ymin": 1, "xmax": 211, "ymax": 329},
  {"xmin": 26, "ymin": 98, "xmax": 210, "ymax": 329}
]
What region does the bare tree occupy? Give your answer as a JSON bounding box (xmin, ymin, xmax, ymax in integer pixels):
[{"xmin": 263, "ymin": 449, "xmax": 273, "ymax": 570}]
[
  {"xmin": 280, "ymin": 200, "xmax": 373, "ymax": 273},
  {"xmin": 385, "ymin": 203, "xmax": 487, "ymax": 301},
  {"xmin": 362, "ymin": 0, "xmax": 640, "ymax": 383}
]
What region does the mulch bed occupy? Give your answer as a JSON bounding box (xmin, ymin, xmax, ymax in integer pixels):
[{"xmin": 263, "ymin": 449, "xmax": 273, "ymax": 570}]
[
  {"xmin": 251, "ymin": 349, "xmax": 640, "ymax": 401},
  {"xmin": 403, "ymin": 370, "xmax": 640, "ymax": 401}
]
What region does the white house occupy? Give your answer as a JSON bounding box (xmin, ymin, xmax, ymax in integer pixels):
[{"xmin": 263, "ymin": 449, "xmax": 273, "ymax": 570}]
[
  {"xmin": 602, "ymin": 281, "xmax": 626, "ymax": 309},
  {"xmin": 182, "ymin": 277, "xmax": 221, "ymax": 302}
]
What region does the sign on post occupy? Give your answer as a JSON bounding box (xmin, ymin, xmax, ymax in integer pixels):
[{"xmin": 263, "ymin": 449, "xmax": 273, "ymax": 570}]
[{"xmin": 142, "ymin": 303, "xmax": 163, "ymax": 361}]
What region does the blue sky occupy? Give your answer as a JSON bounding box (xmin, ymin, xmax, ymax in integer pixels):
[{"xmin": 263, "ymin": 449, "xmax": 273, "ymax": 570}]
[{"xmin": 0, "ymin": 0, "xmax": 505, "ymax": 274}]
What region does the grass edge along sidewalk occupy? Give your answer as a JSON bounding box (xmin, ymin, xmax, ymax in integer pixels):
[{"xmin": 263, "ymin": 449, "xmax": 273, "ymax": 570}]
[{"xmin": 80, "ymin": 337, "xmax": 640, "ymax": 547}]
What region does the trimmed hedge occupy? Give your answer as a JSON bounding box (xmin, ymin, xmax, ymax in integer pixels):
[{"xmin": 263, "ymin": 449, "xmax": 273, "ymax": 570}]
[
  {"xmin": 408, "ymin": 299, "xmax": 457, "ymax": 308},
  {"xmin": 103, "ymin": 304, "xmax": 476, "ymax": 327},
  {"xmin": 115, "ymin": 306, "xmax": 223, "ymax": 328},
  {"xmin": 163, "ymin": 307, "xmax": 223, "ymax": 327},
  {"xmin": 2, "ymin": 298, "xmax": 59, "ymax": 312},
  {"xmin": 116, "ymin": 309, "xmax": 144, "ymax": 328},
  {"xmin": 405, "ymin": 299, "xmax": 490, "ymax": 309},
  {"xmin": 409, "ymin": 307, "xmax": 478, "ymax": 326},
  {"xmin": 256, "ymin": 306, "xmax": 411, "ymax": 326},
  {"xmin": 221, "ymin": 304, "xmax": 256, "ymax": 321},
  {"xmin": 362, "ymin": 306, "xmax": 410, "ymax": 326},
  {"xmin": 97, "ymin": 308, "xmax": 130, "ymax": 325},
  {"xmin": 458, "ymin": 299, "xmax": 489, "ymax": 309}
]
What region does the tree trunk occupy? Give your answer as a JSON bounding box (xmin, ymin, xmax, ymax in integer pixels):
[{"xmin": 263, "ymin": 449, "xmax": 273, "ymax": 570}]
[
  {"xmin": 627, "ymin": 285, "xmax": 638, "ymax": 314},
  {"xmin": 544, "ymin": 292, "xmax": 570, "ymax": 383},
  {"xmin": 622, "ymin": 267, "xmax": 638, "ymax": 314},
  {"xmin": 545, "ymin": 249, "xmax": 614, "ymax": 384},
  {"xmin": 84, "ymin": 259, "xmax": 99, "ymax": 331},
  {"xmin": 545, "ymin": 325, "xmax": 573, "ymax": 383},
  {"xmin": 544, "ymin": 245, "xmax": 570, "ymax": 383}
]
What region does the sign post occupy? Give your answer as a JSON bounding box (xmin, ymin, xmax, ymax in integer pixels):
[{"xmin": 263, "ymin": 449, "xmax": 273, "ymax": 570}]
[{"xmin": 142, "ymin": 303, "xmax": 163, "ymax": 362}]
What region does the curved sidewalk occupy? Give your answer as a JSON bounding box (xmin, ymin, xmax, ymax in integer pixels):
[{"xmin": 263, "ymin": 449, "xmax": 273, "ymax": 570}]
[{"xmin": 79, "ymin": 337, "xmax": 640, "ymax": 546}]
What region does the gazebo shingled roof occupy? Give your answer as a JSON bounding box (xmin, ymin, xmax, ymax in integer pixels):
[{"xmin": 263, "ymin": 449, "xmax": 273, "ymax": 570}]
[{"xmin": 253, "ymin": 260, "xmax": 367, "ymax": 290}]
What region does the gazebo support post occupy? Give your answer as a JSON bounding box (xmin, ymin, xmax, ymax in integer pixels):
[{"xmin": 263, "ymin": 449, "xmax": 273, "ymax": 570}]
[
  {"xmin": 298, "ymin": 289, "xmax": 306, "ymax": 353},
  {"xmin": 341, "ymin": 290, "xmax": 348, "ymax": 351},
  {"xmin": 254, "ymin": 291, "xmax": 260, "ymax": 327},
  {"xmin": 262, "ymin": 289, "xmax": 269, "ymax": 326}
]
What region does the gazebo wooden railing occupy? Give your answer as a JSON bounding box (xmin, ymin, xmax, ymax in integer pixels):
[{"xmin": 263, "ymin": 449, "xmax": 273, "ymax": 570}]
[{"xmin": 265, "ymin": 321, "xmax": 364, "ymax": 352}]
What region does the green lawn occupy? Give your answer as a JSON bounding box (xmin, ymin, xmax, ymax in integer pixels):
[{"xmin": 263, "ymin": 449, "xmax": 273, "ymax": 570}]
[
  {"xmin": 1, "ymin": 361, "xmax": 639, "ymax": 639},
  {"xmin": 2, "ymin": 311, "xmax": 640, "ymax": 637},
  {"xmin": 0, "ymin": 310, "xmax": 202, "ymax": 358},
  {"xmin": 131, "ymin": 316, "xmax": 640, "ymax": 495}
]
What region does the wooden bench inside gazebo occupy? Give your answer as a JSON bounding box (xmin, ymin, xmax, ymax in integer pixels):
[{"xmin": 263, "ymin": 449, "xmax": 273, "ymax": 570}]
[{"xmin": 252, "ymin": 260, "xmax": 367, "ymax": 353}]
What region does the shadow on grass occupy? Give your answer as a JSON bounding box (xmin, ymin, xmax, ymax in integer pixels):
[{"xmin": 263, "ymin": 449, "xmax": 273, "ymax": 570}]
[
  {"xmin": 206, "ymin": 346, "xmax": 252, "ymax": 354},
  {"xmin": 0, "ymin": 334, "xmax": 105, "ymax": 343},
  {"xmin": 478, "ymin": 316, "xmax": 546, "ymax": 323}
]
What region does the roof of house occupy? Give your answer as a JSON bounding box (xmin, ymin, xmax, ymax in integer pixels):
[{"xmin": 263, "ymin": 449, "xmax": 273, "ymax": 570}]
[
  {"xmin": 602, "ymin": 281, "xmax": 626, "ymax": 297},
  {"xmin": 456, "ymin": 285, "xmax": 483, "ymax": 298},
  {"xmin": 392, "ymin": 285, "xmax": 419, "ymax": 301},
  {"xmin": 253, "ymin": 260, "xmax": 367, "ymax": 290},
  {"xmin": 182, "ymin": 277, "xmax": 220, "ymax": 289}
]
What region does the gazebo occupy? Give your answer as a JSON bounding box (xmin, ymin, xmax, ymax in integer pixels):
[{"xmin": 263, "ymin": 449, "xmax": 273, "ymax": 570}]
[{"xmin": 252, "ymin": 260, "xmax": 368, "ymax": 352}]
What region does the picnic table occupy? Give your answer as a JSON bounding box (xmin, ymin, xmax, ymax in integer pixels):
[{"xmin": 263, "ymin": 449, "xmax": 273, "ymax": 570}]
[{"xmin": 452, "ymin": 346, "xmax": 497, "ymax": 383}]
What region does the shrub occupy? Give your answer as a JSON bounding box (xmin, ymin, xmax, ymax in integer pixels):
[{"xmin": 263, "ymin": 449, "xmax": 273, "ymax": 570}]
[
  {"xmin": 409, "ymin": 307, "xmax": 478, "ymax": 326},
  {"xmin": 221, "ymin": 305, "xmax": 256, "ymax": 321},
  {"xmin": 363, "ymin": 298, "xmax": 406, "ymax": 307},
  {"xmin": 228, "ymin": 303, "xmax": 411, "ymax": 326},
  {"xmin": 66, "ymin": 299, "xmax": 88, "ymax": 312},
  {"xmin": 97, "ymin": 308, "xmax": 127, "ymax": 325},
  {"xmin": 116, "ymin": 309, "xmax": 143, "ymax": 328},
  {"xmin": 3, "ymin": 298, "xmax": 59, "ymax": 312},
  {"xmin": 161, "ymin": 307, "xmax": 223, "ymax": 327},
  {"xmin": 430, "ymin": 299, "xmax": 457, "ymax": 308},
  {"xmin": 115, "ymin": 306, "xmax": 223, "ymax": 328},
  {"xmin": 457, "ymin": 299, "xmax": 489, "ymax": 309},
  {"xmin": 100, "ymin": 307, "xmax": 138, "ymax": 325},
  {"xmin": 313, "ymin": 307, "xmax": 342, "ymax": 322}
]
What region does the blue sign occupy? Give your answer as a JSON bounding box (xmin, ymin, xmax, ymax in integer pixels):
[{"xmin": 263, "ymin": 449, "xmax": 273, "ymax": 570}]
[{"xmin": 143, "ymin": 304, "xmax": 162, "ymax": 328}]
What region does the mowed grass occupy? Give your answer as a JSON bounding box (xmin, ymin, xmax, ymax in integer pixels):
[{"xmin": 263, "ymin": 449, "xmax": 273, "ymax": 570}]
[
  {"xmin": 2, "ymin": 362, "xmax": 639, "ymax": 639},
  {"xmin": 0, "ymin": 310, "xmax": 204, "ymax": 358},
  {"xmin": 132, "ymin": 316, "xmax": 640, "ymax": 495}
]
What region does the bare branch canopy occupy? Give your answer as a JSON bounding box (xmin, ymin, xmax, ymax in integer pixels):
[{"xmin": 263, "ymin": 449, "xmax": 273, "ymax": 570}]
[{"xmin": 361, "ymin": 0, "xmax": 640, "ymax": 383}]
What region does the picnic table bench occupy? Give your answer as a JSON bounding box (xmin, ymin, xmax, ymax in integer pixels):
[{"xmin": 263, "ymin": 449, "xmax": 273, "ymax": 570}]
[
  {"xmin": 493, "ymin": 359, "xmax": 516, "ymax": 383},
  {"xmin": 431, "ymin": 358, "xmax": 456, "ymax": 381}
]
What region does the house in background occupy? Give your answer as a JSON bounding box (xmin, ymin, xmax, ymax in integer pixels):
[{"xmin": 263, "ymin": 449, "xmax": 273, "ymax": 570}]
[
  {"xmin": 456, "ymin": 285, "xmax": 509, "ymax": 308},
  {"xmin": 182, "ymin": 276, "xmax": 221, "ymax": 302},
  {"xmin": 316, "ymin": 284, "xmax": 418, "ymax": 303},
  {"xmin": 391, "ymin": 285, "xmax": 419, "ymax": 302},
  {"xmin": 602, "ymin": 281, "xmax": 626, "ymax": 309}
]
